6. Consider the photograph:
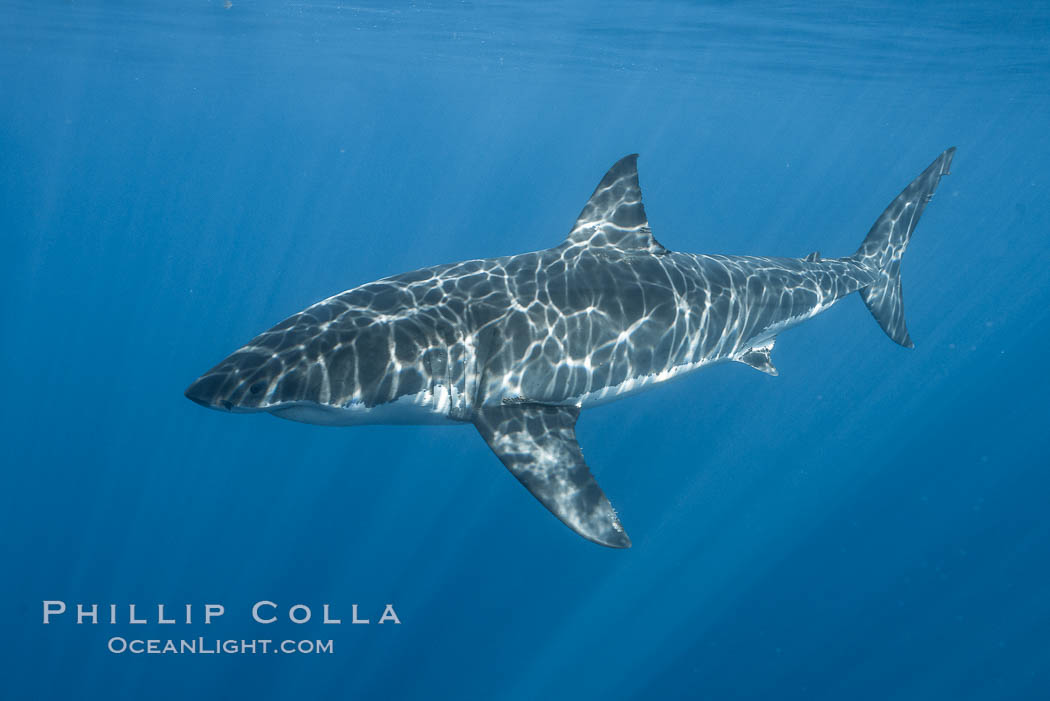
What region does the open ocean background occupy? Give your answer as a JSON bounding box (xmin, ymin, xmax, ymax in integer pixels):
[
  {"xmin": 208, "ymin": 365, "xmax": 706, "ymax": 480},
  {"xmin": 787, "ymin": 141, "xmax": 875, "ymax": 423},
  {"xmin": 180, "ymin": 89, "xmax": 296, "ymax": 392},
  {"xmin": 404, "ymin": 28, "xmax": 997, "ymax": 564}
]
[{"xmin": 4, "ymin": 2, "xmax": 1049, "ymax": 699}]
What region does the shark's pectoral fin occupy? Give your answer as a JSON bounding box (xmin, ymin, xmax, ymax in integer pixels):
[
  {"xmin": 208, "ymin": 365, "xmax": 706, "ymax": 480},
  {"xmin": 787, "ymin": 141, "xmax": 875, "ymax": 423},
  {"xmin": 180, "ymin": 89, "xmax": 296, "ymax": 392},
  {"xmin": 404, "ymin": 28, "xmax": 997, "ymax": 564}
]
[
  {"xmin": 473, "ymin": 404, "xmax": 631, "ymax": 548},
  {"xmin": 736, "ymin": 338, "xmax": 779, "ymax": 376}
]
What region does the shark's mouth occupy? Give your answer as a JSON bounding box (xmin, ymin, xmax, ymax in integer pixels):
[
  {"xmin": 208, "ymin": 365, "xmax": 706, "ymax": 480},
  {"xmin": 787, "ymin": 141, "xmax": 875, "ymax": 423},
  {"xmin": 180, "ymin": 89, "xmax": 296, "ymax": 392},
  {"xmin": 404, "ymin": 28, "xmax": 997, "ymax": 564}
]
[{"xmin": 265, "ymin": 392, "xmax": 460, "ymax": 426}]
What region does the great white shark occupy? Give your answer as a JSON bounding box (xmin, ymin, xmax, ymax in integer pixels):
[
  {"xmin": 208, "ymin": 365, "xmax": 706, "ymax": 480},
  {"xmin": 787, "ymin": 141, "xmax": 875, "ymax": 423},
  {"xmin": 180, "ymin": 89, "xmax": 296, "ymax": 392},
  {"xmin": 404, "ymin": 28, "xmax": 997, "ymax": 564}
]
[{"xmin": 186, "ymin": 148, "xmax": 956, "ymax": 548}]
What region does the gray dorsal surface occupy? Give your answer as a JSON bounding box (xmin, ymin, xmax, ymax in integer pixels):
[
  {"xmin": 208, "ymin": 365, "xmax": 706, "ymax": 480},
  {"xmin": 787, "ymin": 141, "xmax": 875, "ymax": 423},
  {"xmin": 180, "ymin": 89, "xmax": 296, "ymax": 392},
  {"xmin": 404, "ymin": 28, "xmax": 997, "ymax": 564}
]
[{"xmin": 186, "ymin": 148, "xmax": 956, "ymax": 547}]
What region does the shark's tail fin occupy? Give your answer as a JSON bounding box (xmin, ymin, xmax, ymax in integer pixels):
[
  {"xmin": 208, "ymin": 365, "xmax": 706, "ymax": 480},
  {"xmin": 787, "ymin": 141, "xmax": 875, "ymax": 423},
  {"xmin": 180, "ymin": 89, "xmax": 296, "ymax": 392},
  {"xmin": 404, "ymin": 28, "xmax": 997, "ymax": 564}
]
[{"xmin": 852, "ymin": 147, "xmax": 955, "ymax": 348}]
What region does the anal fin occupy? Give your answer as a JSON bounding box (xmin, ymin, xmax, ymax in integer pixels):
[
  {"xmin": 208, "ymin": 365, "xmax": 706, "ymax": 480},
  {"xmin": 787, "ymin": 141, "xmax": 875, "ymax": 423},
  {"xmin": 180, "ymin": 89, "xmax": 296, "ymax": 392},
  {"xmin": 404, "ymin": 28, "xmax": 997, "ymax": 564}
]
[
  {"xmin": 736, "ymin": 338, "xmax": 778, "ymax": 376},
  {"xmin": 473, "ymin": 404, "xmax": 631, "ymax": 548}
]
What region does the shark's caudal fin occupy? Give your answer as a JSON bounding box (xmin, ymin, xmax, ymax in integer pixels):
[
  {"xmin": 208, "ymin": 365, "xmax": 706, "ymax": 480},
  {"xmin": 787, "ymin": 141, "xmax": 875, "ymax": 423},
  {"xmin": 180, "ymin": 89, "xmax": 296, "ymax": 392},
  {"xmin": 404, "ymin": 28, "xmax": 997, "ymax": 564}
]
[{"xmin": 852, "ymin": 147, "xmax": 955, "ymax": 348}]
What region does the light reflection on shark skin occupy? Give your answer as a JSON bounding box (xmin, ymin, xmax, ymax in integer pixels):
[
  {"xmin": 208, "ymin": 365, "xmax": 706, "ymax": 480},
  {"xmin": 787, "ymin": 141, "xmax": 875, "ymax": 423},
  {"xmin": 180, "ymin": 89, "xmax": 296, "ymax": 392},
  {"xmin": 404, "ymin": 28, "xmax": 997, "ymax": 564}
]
[{"xmin": 186, "ymin": 148, "xmax": 955, "ymax": 547}]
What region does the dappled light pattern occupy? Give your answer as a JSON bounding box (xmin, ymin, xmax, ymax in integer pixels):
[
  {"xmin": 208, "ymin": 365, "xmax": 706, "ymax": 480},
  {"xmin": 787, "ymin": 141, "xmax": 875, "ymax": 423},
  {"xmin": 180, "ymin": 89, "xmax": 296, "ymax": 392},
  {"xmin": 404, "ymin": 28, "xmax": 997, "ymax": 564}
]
[{"xmin": 185, "ymin": 149, "xmax": 955, "ymax": 545}]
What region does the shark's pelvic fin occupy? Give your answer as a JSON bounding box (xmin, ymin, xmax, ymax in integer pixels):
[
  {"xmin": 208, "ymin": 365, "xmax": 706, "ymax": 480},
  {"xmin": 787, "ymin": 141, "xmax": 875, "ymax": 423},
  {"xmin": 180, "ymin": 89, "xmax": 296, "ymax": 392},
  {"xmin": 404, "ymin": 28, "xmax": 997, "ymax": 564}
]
[
  {"xmin": 473, "ymin": 404, "xmax": 631, "ymax": 548},
  {"xmin": 804, "ymin": 251, "xmax": 822, "ymax": 262},
  {"xmin": 566, "ymin": 154, "xmax": 667, "ymax": 254},
  {"xmin": 736, "ymin": 339, "xmax": 778, "ymax": 376}
]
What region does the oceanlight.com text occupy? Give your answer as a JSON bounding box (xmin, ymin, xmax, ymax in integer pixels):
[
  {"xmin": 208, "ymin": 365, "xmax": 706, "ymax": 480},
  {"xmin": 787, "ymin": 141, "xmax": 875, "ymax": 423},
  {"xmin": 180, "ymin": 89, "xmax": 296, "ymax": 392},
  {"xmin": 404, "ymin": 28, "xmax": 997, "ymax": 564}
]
[{"xmin": 107, "ymin": 637, "xmax": 334, "ymax": 655}]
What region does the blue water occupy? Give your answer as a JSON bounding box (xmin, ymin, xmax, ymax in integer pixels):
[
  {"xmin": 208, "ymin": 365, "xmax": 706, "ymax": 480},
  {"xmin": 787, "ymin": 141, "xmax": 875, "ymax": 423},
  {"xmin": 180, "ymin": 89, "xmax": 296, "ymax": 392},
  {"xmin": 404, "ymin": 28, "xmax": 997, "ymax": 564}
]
[{"xmin": 4, "ymin": 2, "xmax": 1050, "ymax": 699}]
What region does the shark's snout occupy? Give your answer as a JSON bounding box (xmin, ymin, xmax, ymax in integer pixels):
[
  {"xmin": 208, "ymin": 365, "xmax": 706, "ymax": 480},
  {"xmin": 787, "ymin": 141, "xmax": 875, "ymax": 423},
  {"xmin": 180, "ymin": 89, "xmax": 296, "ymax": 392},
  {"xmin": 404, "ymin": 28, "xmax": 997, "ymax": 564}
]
[
  {"xmin": 185, "ymin": 346, "xmax": 284, "ymax": 413},
  {"xmin": 184, "ymin": 374, "xmax": 234, "ymax": 410}
]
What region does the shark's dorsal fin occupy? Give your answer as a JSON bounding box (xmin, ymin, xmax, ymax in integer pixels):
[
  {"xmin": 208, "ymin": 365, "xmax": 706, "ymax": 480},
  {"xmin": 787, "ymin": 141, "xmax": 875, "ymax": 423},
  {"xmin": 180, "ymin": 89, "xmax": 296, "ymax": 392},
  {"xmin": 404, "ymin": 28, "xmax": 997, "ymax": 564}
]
[
  {"xmin": 473, "ymin": 404, "xmax": 631, "ymax": 548},
  {"xmin": 736, "ymin": 338, "xmax": 778, "ymax": 376},
  {"xmin": 804, "ymin": 251, "xmax": 822, "ymax": 262},
  {"xmin": 566, "ymin": 154, "xmax": 667, "ymax": 254}
]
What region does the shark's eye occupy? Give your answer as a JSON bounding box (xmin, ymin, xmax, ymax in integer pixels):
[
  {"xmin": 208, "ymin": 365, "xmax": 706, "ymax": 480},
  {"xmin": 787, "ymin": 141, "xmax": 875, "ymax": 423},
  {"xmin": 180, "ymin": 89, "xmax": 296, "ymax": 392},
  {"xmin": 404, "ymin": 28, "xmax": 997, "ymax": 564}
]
[{"xmin": 249, "ymin": 381, "xmax": 265, "ymax": 395}]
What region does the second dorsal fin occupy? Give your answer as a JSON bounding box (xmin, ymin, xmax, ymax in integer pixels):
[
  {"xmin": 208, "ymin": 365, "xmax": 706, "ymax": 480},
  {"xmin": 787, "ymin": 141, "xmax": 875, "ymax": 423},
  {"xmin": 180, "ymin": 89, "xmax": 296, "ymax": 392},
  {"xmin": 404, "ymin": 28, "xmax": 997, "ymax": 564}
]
[{"xmin": 565, "ymin": 154, "xmax": 667, "ymax": 253}]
